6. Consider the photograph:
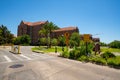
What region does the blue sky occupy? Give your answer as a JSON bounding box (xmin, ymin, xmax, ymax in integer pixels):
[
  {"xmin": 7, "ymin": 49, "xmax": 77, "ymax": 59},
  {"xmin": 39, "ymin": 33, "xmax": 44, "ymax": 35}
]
[{"xmin": 0, "ymin": 0, "xmax": 120, "ymax": 43}]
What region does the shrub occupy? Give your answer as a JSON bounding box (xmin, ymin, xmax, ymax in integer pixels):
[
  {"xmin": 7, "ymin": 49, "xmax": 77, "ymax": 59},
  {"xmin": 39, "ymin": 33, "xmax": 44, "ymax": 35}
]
[
  {"xmin": 39, "ymin": 38, "xmax": 47, "ymax": 46},
  {"xmin": 95, "ymin": 57, "xmax": 107, "ymax": 65},
  {"xmin": 69, "ymin": 49, "xmax": 80, "ymax": 59},
  {"xmin": 61, "ymin": 51, "xmax": 69, "ymax": 58},
  {"xmin": 69, "ymin": 50, "xmax": 76, "ymax": 59},
  {"xmin": 101, "ymin": 51, "xmax": 116, "ymax": 59},
  {"xmin": 69, "ymin": 32, "xmax": 80, "ymax": 47},
  {"xmin": 79, "ymin": 46, "xmax": 86, "ymax": 55},
  {"xmin": 107, "ymin": 56, "xmax": 120, "ymax": 68},
  {"xmin": 77, "ymin": 55, "xmax": 88, "ymax": 62},
  {"xmin": 51, "ymin": 38, "xmax": 58, "ymax": 46}
]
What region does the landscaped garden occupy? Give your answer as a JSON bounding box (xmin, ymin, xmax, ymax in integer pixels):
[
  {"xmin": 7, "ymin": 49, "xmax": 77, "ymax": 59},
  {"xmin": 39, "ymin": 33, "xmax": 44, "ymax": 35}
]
[{"xmin": 31, "ymin": 39, "xmax": 120, "ymax": 69}]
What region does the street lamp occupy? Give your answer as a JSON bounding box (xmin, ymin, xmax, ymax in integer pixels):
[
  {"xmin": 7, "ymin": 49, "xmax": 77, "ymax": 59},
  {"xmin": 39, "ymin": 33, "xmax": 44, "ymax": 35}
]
[{"xmin": 61, "ymin": 35, "xmax": 64, "ymax": 52}]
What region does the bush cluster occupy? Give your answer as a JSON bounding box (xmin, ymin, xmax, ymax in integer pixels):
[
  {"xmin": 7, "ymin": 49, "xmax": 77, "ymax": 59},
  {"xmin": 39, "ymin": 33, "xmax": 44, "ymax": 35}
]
[
  {"xmin": 61, "ymin": 44, "xmax": 92, "ymax": 59},
  {"xmin": 101, "ymin": 51, "xmax": 116, "ymax": 59},
  {"xmin": 61, "ymin": 48, "xmax": 120, "ymax": 68}
]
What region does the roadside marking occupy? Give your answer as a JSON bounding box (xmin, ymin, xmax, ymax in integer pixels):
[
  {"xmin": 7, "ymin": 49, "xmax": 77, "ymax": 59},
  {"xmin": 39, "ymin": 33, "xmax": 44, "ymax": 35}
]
[
  {"xmin": 4, "ymin": 55, "xmax": 12, "ymax": 62},
  {"xmin": 32, "ymin": 53, "xmax": 40, "ymax": 56},
  {"xmin": 20, "ymin": 54, "xmax": 32, "ymax": 60},
  {"xmin": 12, "ymin": 54, "xmax": 23, "ymax": 61}
]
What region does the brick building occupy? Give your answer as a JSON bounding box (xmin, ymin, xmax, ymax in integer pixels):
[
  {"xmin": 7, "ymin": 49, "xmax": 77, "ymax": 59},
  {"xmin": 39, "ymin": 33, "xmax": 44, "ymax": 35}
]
[
  {"xmin": 17, "ymin": 21, "xmax": 79, "ymax": 45},
  {"xmin": 17, "ymin": 21, "xmax": 48, "ymax": 44},
  {"xmin": 52, "ymin": 27, "xmax": 79, "ymax": 38}
]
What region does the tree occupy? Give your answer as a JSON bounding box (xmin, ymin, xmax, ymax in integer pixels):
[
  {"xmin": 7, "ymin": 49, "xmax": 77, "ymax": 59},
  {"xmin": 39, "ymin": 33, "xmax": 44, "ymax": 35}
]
[
  {"xmin": 39, "ymin": 21, "xmax": 59, "ymax": 48},
  {"xmin": 39, "ymin": 24, "xmax": 49, "ymax": 46},
  {"xmin": 69, "ymin": 32, "xmax": 80, "ymax": 47},
  {"xmin": 0, "ymin": 25, "xmax": 14, "ymax": 45},
  {"xmin": 109, "ymin": 40, "xmax": 120, "ymax": 48},
  {"xmin": 100, "ymin": 42, "xmax": 107, "ymax": 46},
  {"xmin": 13, "ymin": 35, "xmax": 31, "ymax": 45},
  {"xmin": 13, "ymin": 37, "xmax": 21, "ymax": 45},
  {"xmin": 20, "ymin": 35, "xmax": 31, "ymax": 45},
  {"xmin": 47, "ymin": 22, "xmax": 57, "ymax": 48}
]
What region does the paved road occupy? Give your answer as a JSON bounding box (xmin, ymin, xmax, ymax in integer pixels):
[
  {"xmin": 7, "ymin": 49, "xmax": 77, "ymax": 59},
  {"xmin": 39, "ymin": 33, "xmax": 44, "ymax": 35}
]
[{"xmin": 0, "ymin": 46, "xmax": 120, "ymax": 80}]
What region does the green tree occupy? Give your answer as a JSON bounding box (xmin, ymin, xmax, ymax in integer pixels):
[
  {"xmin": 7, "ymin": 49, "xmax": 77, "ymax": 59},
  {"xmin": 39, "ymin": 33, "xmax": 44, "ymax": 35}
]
[
  {"xmin": 109, "ymin": 40, "xmax": 120, "ymax": 48},
  {"xmin": 13, "ymin": 35, "xmax": 31, "ymax": 45},
  {"xmin": 13, "ymin": 37, "xmax": 21, "ymax": 45},
  {"xmin": 0, "ymin": 25, "xmax": 14, "ymax": 45},
  {"xmin": 46, "ymin": 22, "xmax": 59, "ymax": 48},
  {"xmin": 70, "ymin": 32, "xmax": 80, "ymax": 47},
  {"xmin": 39, "ymin": 25, "xmax": 49, "ymax": 47},
  {"xmin": 100, "ymin": 42, "xmax": 107, "ymax": 46},
  {"xmin": 20, "ymin": 35, "xmax": 31, "ymax": 45},
  {"xmin": 39, "ymin": 21, "xmax": 59, "ymax": 48}
]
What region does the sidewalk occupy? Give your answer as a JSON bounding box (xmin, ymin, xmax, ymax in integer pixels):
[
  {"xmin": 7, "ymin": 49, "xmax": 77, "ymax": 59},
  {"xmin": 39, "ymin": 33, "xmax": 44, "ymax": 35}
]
[{"xmin": 47, "ymin": 52, "xmax": 61, "ymax": 57}]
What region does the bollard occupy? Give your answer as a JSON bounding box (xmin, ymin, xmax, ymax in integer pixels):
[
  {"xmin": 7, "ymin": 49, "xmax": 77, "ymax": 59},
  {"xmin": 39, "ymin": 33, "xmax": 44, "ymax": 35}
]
[
  {"xmin": 11, "ymin": 45, "xmax": 14, "ymax": 52},
  {"xmin": 18, "ymin": 46, "xmax": 20, "ymax": 54},
  {"xmin": 55, "ymin": 46, "xmax": 57, "ymax": 53}
]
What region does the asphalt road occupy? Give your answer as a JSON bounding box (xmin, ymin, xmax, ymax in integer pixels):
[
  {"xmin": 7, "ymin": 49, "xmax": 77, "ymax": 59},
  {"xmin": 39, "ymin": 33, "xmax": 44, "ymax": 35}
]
[{"xmin": 0, "ymin": 46, "xmax": 120, "ymax": 80}]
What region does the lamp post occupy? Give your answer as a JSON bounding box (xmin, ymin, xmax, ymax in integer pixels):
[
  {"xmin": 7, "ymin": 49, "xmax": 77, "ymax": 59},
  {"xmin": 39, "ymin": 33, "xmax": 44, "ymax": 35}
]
[{"xmin": 61, "ymin": 35, "xmax": 64, "ymax": 52}]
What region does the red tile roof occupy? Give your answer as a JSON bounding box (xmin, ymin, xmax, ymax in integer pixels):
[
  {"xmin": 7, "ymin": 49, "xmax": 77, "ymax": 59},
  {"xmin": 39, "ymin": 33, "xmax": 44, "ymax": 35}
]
[
  {"xmin": 23, "ymin": 21, "xmax": 47, "ymax": 26},
  {"xmin": 53, "ymin": 27, "xmax": 77, "ymax": 32}
]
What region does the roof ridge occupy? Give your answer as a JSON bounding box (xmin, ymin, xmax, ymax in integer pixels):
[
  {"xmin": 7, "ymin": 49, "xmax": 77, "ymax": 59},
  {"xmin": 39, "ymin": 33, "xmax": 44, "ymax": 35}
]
[
  {"xmin": 22, "ymin": 21, "xmax": 47, "ymax": 26},
  {"xmin": 53, "ymin": 26, "xmax": 77, "ymax": 32}
]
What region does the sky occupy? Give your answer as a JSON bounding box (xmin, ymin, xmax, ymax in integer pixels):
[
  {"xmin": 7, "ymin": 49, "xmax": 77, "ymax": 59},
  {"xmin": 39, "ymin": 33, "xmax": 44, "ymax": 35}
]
[{"xmin": 0, "ymin": 0, "xmax": 120, "ymax": 43}]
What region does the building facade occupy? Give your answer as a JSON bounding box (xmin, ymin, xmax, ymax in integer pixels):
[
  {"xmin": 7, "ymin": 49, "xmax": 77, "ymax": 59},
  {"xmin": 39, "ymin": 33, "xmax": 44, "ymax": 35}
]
[
  {"xmin": 17, "ymin": 21, "xmax": 48, "ymax": 44},
  {"xmin": 52, "ymin": 27, "xmax": 79, "ymax": 38},
  {"xmin": 17, "ymin": 21, "xmax": 79, "ymax": 45}
]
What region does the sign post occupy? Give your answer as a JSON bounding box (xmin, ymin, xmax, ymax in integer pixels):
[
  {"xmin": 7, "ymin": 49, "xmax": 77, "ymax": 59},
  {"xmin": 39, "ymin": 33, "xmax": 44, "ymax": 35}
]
[
  {"xmin": 64, "ymin": 32, "xmax": 70, "ymax": 48},
  {"xmin": 83, "ymin": 34, "xmax": 90, "ymax": 56}
]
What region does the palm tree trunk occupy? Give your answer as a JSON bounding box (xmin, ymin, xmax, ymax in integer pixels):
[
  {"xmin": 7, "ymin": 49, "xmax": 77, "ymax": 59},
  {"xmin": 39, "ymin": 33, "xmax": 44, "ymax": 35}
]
[{"xmin": 49, "ymin": 33, "xmax": 51, "ymax": 48}]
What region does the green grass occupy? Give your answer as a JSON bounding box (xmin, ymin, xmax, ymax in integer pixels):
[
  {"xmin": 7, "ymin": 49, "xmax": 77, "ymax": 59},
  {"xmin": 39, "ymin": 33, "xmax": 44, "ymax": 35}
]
[
  {"xmin": 31, "ymin": 46, "xmax": 68, "ymax": 53},
  {"xmin": 101, "ymin": 47, "xmax": 120, "ymax": 53}
]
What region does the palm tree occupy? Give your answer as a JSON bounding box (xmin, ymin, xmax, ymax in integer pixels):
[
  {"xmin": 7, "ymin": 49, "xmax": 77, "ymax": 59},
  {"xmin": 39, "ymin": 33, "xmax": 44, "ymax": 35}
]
[
  {"xmin": 39, "ymin": 21, "xmax": 59, "ymax": 48},
  {"xmin": 39, "ymin": 23, "xmax": 49, "ymax": 47},
  {"xmin": 48, "ymin": 22, "xmax": 56, "ymax": 48}
]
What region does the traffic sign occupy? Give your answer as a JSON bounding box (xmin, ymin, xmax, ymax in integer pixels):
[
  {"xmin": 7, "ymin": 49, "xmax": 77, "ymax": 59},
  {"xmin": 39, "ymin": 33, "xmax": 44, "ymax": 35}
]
[
  {"xmin": 64, "ymin": 32, "xmax": 70, "ymax": 47},
  {"xmin": 83, "ymin": 34, "xmax": 90, "ymax": 42}
]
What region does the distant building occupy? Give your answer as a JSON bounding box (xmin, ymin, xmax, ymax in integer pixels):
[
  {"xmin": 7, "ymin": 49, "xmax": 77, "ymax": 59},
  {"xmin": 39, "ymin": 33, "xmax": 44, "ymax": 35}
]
[{"xmin": 17, "ymin": 21, "xmax": 79, "ymax": 45}]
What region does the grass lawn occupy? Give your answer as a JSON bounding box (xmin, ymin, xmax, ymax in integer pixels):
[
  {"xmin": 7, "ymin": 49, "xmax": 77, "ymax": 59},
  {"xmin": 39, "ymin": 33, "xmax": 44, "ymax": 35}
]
[
  {"xmin": 31, "ymin": 46, "xmax": 68, "ymax": 53},
  {"xmin": 101, "ymin": 47, "xmax": 120, "ymax": 53}
]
